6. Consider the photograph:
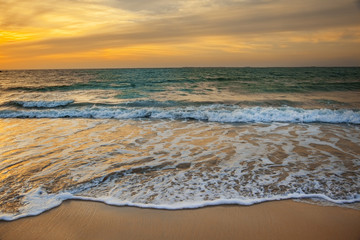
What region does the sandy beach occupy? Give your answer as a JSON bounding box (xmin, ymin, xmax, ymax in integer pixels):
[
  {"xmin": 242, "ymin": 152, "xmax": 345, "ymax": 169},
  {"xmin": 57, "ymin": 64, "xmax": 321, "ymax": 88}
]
[{"xmin": 0, "ymin": 200, "xmax": 359, "ymax": 240}]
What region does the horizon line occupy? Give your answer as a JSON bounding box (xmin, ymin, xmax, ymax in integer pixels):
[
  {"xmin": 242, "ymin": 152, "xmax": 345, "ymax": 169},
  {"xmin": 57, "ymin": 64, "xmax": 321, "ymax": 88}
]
[{"xmin": 1, "ymin": 66, "xmax": 359, "ymax": 71}]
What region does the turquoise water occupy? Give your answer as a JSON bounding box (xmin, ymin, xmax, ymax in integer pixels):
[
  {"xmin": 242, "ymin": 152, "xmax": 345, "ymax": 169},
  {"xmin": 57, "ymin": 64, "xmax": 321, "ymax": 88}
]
[
  {"xmin": 1, "ymin": 67, "xmax": 360, "ymax": 93},
  {"xmin": 0, "ymin": 67, "xmax": 359, "ymax": 122}
]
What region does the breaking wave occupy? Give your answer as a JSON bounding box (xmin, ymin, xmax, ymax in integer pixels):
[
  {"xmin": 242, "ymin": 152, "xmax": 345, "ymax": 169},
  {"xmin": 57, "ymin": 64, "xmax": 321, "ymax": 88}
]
[
  {"xmin": 8, "ymin": 100, "xmax": 74, "ymax": 108},
  {"xmin": 0, "ymin": 105, "xmax": 359, "ymax": 124}
]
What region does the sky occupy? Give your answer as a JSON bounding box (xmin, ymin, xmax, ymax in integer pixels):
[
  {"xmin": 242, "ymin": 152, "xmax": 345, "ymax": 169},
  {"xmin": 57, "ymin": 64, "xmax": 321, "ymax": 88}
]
[{"xmin": 1, "ymin": 0, "xmax": 360, "ymax": 69}]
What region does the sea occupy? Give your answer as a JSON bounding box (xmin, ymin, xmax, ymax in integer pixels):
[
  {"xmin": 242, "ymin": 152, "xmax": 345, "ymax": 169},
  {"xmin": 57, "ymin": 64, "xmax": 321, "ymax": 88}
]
[{"xmin": 0, "ymin": 67, "xmax": 359, "ymax": 221}]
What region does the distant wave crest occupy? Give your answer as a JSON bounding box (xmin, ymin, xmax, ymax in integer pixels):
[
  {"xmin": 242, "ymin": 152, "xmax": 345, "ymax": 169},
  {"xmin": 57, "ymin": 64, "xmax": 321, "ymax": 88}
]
[
  {"xmin": 0, "ymin": 105, "xmax": 359, "ymax": 124},
  {"xmin": 9, "ymin": 100, "xmax": 74, "ymax": 108}
]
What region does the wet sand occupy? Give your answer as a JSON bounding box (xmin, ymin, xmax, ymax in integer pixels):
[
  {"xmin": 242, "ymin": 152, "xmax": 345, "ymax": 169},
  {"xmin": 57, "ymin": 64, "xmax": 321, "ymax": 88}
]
[{"xmin": 0, "ymin": 200, "xmax": 360, "ymax": 240}]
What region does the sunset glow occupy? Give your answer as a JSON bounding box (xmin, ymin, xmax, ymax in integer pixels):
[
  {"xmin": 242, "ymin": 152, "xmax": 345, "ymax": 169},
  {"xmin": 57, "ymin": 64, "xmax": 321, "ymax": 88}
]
[{"xmin": 1, "ymin": 0, "xmax": 360, "ymax": 69}]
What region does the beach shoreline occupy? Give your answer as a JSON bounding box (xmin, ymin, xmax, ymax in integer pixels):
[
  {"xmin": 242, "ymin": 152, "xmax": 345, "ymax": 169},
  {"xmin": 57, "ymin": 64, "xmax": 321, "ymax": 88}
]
[{"xmin": 0, "ymin": 200, "xmax": 359, "ymax": 240}]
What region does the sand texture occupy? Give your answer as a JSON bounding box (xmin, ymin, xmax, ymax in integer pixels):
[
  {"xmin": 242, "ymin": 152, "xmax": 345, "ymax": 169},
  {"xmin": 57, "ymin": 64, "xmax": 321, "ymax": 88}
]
[{"xmin": 0, "ymin": 200, "xmax": 360, "ymax": 240}]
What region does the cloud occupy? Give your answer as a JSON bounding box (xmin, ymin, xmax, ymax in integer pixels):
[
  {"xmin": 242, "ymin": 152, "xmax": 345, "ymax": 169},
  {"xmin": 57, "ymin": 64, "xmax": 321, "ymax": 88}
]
[
  {"xmin": 1, "ymin": 0, "xmax": 360, "ymax": 68},
  {"xmin": 1, "ymin": 10, "xmax": 357, "ymax": 54},
  {"xmin": 0, "ymin": 0, "xmax": 52, "ymax": 28},
  {"xmin": 106, "ymin": 0, "xmax": 183, "ymax": 13}
]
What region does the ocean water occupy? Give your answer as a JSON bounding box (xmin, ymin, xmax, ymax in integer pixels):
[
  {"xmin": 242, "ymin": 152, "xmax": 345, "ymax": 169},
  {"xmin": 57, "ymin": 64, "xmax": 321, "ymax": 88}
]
[{"xmin": 0, "ymin": 67, "xmax": 359, "ymax": 220}]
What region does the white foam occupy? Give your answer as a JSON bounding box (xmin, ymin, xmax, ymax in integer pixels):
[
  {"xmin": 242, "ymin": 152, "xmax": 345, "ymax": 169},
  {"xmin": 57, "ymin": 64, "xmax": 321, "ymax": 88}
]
[
  {"xmin": 0, "ymin": 188, "xmax": 73, "ymax": 221},
  {"xmin": 13, "ymin": 100, "xmax": 74, "ymax": 108},
  {"xmin": 1, "ymin": 190, "xmax": 359, "ymax": 221},
  {"xmin": 0, "ymin": 106, "xmax": 359, "ymax": 123},
  {"xmin": 1, "ymin": 119, "xmax": 359, "ymax": 221}
]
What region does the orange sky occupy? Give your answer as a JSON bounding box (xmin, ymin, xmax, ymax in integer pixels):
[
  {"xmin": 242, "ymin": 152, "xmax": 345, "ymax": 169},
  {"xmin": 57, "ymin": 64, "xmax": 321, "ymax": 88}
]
[{"xmin": 1, "ymin": 0, "xmax": 360, "ymax": 69}]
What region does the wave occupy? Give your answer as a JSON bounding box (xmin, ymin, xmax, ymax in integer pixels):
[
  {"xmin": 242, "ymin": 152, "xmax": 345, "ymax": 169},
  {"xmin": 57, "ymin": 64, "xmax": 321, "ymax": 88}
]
[
  {"xmin": 1, "ymin": 188, "xmax": 359, "ymax": 221},
  {"xmin": 7, "ymin": 100, "xmax": 74, "ymax": 108},
  {"xmin": 0, "ymin": 106, "xmax": 359, "ymax": 123}
]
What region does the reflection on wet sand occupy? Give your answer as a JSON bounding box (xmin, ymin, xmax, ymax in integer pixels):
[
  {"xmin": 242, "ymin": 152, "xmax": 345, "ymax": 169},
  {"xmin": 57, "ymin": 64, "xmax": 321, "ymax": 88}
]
[{"xmin": 0, "ymin": 119, "xmax": 359, "ymax": 219}]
